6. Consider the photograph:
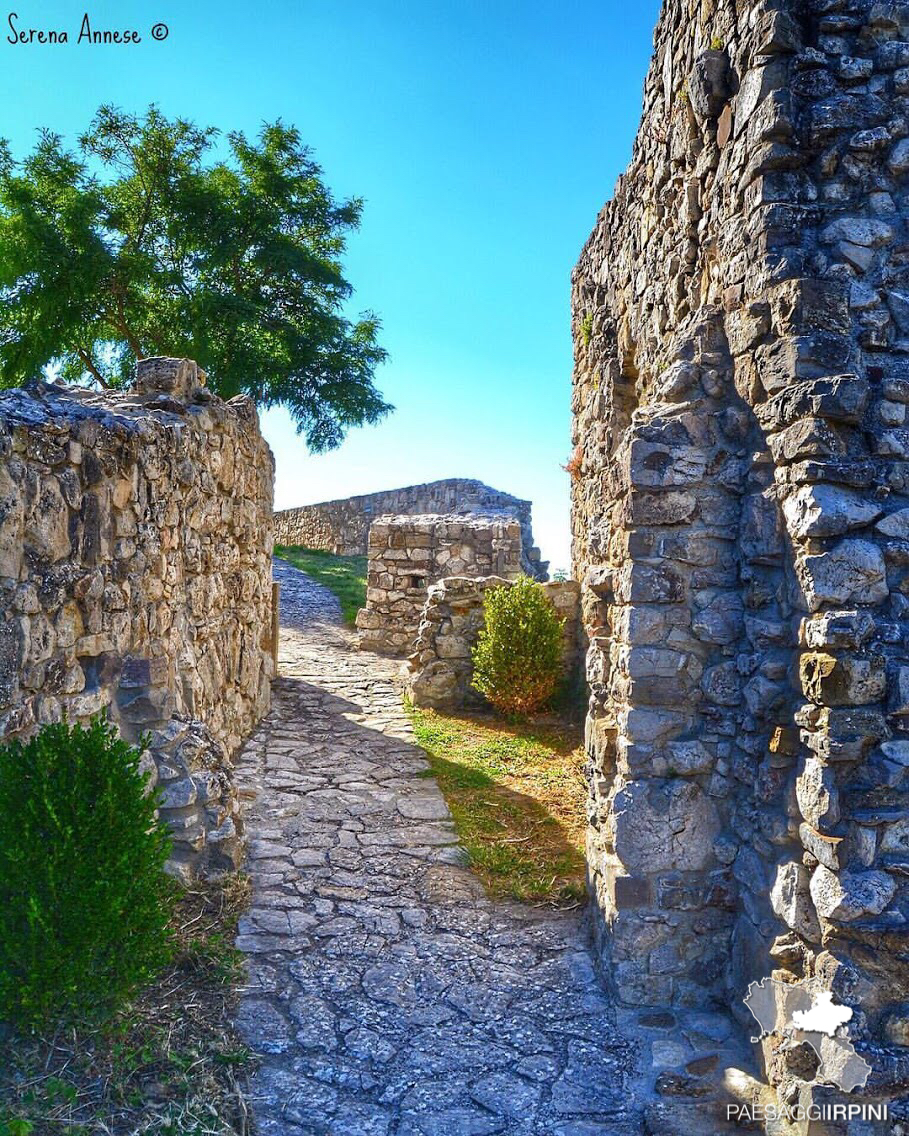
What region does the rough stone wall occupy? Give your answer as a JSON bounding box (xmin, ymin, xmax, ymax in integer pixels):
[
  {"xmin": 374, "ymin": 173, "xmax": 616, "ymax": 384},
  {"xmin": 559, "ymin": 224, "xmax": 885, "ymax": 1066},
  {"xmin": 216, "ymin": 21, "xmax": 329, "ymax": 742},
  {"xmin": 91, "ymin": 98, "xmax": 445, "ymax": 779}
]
[
  {"xmin": 572, "ymin": 0, "xmax": 909, "ymax": 1120},
  {"xmin": 356, "ymin": 513, "xmax": 523, "ymax": 655},
  {"xmin": 273, "ymin": 478, "xmax": 549, "ymax": 579},
  {"xmin": 406, "ymin": 575, "xmax": 580, "ymax": 710},
  {"xmin": 0, "ymin": 358, "xmax": 275, "ymax": 876}
]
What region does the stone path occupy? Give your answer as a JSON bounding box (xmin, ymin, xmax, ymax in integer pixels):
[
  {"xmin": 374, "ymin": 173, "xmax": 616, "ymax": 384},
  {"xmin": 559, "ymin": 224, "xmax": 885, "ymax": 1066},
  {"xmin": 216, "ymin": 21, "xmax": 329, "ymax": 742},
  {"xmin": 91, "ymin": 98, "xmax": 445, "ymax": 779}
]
[{"xmin": 233, "ymin": 559, "xmax": 643, "ymax": 1135}]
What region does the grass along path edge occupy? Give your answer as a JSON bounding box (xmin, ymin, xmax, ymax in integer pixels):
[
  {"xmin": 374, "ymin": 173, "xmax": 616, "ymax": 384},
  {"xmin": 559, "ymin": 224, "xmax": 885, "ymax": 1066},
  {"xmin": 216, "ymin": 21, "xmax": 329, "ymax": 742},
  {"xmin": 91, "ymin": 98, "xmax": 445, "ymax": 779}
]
[
  {"xmin": 408, "ymin": 704, "xmax": 588, "ymax": 906},
  {"xmin": 274, "ymin": 546, "xmax": 367, "ymax": 626}
]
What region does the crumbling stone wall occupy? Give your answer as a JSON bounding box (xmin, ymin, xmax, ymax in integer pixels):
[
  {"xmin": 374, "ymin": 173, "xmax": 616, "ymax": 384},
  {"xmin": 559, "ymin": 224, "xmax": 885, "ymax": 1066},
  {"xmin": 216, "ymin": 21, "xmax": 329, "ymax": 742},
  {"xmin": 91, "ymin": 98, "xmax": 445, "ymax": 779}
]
[
  {"xmin": 0, "ymin": 358, "xmax": 275, "ymax": 876},
  {"xmin": 406, "ymin": 575, "xmax": 580, "ymax": 709},
  {"xmin": 274, "ymin": 478, "xmax": 549, "ymax": 579},
  {"xmin": 573, "ymin": 0, "xmax": 909, "ymax": 1121},
  {"xmin": 356, "ymin": 513, "xmax": 524, "ymax": 655}
]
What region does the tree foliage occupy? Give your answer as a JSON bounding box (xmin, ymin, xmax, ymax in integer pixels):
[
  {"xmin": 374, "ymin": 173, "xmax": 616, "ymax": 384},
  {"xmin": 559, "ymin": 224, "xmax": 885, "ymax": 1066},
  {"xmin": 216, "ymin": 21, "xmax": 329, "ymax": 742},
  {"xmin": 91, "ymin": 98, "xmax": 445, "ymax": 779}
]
[{"xmin": 0, "ymin": 105, "xmax": 390, "ymax": 449}]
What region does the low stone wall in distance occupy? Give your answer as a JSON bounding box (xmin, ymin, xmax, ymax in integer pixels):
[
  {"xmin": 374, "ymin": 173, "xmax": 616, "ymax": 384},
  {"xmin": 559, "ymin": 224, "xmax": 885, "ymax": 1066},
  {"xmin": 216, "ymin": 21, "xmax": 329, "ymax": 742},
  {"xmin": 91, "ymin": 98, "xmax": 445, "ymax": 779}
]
[
  {"xmin": 274, "ymin": 477, "xmax": 549, "ymax": 579},
  {"xmin": 0, "ymin": 358, "xmax": 275, "ymax": 877},
  {"xmin": 406, "ymin": 576, "xmax": 581, "ymax": 710},
  {"xmin": 356, "ymin": 512, "xmax": 523, "ymax": 655}
]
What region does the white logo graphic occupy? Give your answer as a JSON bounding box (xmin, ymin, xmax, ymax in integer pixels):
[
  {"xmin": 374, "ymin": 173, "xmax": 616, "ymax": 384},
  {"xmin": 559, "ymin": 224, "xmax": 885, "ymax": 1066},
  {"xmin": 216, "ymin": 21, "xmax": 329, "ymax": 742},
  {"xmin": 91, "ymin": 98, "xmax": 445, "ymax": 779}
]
[{"xmin": 744, "ymin": 978, "xmax": 871, "ymax": 1093}]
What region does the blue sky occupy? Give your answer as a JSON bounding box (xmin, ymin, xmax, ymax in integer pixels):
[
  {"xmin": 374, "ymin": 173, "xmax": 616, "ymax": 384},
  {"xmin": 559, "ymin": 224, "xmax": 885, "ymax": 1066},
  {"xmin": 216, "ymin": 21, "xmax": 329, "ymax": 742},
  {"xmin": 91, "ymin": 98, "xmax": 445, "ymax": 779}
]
[{"xmin": 1, "ymin": 0, "xmax": 661, "ymax": 571}]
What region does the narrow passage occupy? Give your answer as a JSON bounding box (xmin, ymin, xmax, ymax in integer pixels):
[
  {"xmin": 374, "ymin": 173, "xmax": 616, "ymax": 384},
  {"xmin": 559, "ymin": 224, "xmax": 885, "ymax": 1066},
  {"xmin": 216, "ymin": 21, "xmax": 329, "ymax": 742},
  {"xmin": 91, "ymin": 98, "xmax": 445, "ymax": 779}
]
[{"xmin": 234, "ymin": 558, "xmax": 641, "ymax": 1136}]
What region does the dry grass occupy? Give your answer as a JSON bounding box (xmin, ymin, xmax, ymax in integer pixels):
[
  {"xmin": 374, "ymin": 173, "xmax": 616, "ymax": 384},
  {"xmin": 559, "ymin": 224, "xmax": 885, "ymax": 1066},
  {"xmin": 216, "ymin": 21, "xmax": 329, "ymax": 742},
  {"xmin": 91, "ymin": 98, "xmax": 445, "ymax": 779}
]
[
  {"xmin": 409, "ymin": 706, "xmax": 589, "ymax": 906},
  {"xmin": 0, "ymin": 874, "xmax": 254, "ymax": 1136}
]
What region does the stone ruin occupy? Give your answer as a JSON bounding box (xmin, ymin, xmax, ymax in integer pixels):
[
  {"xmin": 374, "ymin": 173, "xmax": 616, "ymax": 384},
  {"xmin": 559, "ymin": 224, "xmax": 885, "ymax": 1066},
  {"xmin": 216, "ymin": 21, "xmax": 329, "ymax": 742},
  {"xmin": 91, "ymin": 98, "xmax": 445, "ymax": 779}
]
[
  {"xmin": 0, "ymin": 358, "xmax": 275, "ymax": 878},
  {"xmin": 273, "ymin": 476, "xmax": 549, "ymax": 579},
  {"xmin": 406, "ymin": 574, "xmax": 581, "ymax": 710},
  {"xmin": 572, "ymin": 0, "xmax": 909, "ymax": 1123},
  {"xmin": 276, "ymin": 479, "xmax": 564, "ymax": 700},
  {"xmin": 356, "ymin": 511, "xmax": 526, "ymax": 655},
  {"xmin": 354, "ymin": 511, "xmax": 581, "ymax": 711}
]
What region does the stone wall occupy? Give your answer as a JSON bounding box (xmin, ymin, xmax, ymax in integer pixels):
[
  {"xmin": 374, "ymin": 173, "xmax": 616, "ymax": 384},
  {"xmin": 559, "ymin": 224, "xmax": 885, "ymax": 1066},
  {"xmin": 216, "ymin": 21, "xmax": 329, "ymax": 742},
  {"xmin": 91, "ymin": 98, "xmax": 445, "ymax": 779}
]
[
  {"xmin": 406, "ymin": 575, "xmax": 580, "ymax": 710},
  {"xmin": 273, "ymin": 477, "xmax": 549, "ymax": 579},
  {"xmin": 572, "ymin": 0, "xmax": 909, "ymax": 1122},
  {"xmin": 356, "ymin": 513, "xmax": 524, "ymax": 655},
  {"xmin": 0, "ymin": 358, "xmax": 275, "ymax": 876}
]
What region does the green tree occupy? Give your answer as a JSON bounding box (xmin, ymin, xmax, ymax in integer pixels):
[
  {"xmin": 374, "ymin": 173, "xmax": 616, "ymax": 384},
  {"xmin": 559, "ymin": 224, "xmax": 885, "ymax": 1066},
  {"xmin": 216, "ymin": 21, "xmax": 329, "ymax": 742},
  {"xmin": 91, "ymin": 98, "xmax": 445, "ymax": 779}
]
[{"xmin": 0, "ymin": 105, "xmax": 391, "ymax": 450}]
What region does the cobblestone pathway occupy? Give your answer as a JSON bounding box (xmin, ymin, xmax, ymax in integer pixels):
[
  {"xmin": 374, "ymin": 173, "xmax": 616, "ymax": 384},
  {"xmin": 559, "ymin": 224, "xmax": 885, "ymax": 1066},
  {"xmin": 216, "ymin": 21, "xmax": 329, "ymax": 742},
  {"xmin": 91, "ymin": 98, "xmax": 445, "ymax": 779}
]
[{"xmin": 234, "ymin": 559, "xmax": 642, "ymax": 1136}]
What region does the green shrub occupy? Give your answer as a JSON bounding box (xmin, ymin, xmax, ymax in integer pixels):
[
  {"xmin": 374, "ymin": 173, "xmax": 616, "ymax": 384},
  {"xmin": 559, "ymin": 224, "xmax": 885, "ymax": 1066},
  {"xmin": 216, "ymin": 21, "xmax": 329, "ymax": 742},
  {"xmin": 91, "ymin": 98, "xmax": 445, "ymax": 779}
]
[
  {"xmin": 0, "ymin": 716, "xmax": 176, "ymax": 1030},
  {"xmin": 472, "ymin": 577, "xmax": 564, "ymax": 716}
]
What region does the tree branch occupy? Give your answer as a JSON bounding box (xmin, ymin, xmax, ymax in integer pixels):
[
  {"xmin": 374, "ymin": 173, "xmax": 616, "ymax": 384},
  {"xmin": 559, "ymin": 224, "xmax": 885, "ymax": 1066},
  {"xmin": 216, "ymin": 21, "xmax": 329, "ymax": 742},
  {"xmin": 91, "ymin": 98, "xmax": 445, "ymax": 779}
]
[
  {"xmin": 76, "ymin": 348, "xmax": 111, "ymax": 388},
  {"xmin": 111, "ymin": 290, "xmax": 143, "ymax": 358}
]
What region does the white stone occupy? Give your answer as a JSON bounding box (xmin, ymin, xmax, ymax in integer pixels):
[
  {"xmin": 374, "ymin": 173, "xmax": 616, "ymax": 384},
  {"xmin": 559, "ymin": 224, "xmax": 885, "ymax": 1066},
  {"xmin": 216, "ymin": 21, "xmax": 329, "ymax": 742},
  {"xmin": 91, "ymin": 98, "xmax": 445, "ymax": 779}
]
[
  {"xmin": 796, "ymin": 540, "xmax": 888, "ymax": 611},
  {"xmin": 797, "ymin": 758, "xmax": 840, "ymax": 829},
  {"xmin": 821, "ymin": 217, "xmax": 895, "ymax": 247},
  {"xmin": 771, "ymin": 862, "xmax": 822, "ymax": 942},
  {"xmin": 810, "ymin": 866, "xmax": 896, "ymax": 922},
  {"xmin": 783, "ymin": 485, "xmax": 882, "ymax": 540}
]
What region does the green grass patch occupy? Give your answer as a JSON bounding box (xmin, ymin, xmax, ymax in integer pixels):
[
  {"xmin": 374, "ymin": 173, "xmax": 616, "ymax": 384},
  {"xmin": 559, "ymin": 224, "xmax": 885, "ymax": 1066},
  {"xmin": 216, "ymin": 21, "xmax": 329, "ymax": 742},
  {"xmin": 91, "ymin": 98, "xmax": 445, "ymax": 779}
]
[
  {"xmin": 274, "ymin": 545, "xmax": 367, "ymax": 625},
  {"xmin": 408, "ymin": 706, "xmax": 588, "ymax": 906}
]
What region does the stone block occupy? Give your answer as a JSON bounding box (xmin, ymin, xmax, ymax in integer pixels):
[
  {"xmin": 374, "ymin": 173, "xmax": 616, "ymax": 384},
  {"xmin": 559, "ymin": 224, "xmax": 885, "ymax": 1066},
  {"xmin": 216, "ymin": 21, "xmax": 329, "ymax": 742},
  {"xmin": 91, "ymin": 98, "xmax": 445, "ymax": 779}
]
[
  {"xmin": 802, "ymin": 610, "xmax": 876, "ymax": 650},
  {"xmin": 613, "ymin": 780, "xmax": 720, "ymax": 873},
  {"xmin": 756, "ymin": 375, "xmax": 868, "ymax": 432},
  {"xmin": 616, "ymin": 563, "xmax": 685, "ymax": 605},
  {"xmin": 756, "ymin": 334, "xmax": 852, "ymax": 396},
  {"xmin": 688, "ymin": 49, "xmax": 729, "ymax": 122},
  {"xmin": 768, "ymin": 417, "xmax": 848, "ymax": 464},
  {"xmin": 614, "ymin": 875, "xmax": 651, "ymax": 909},
  {"xmin": 810, "ymin": 865, "xmax": 896, "ymax": 922},
  {"xmin": 783, "ymin": 485, "xmax": 882, "ymax": 540},
  {"xmin": 628, "ymin": 440, "xmax": 708, "ymax": 489},
  {"xmin": 796, "ymin": 540, "xmax": 888, "ymax": 611},
  {"xmin": 770, "ymin": 861, "xmax": 821, "ymax": 942},
  {"xmin": 25, "ymin": 474, "xmax": 70, "ymax": 562},
  {"xmin": 134, "ymin": 356, "xmax": 204, "ymax": 401},
  {"xmin": 796, "ymin": 757, "xmax": 841, "ymax": 831},
  {"xmin": 877, "ymin": 508, "xmax": 909, "ymax": 538},
  {"xmin": 119, "ymin": 655, "xmax": 170, "ymax": 689},
  {"xmin": 741, "ymin": 492, "xmax": 784, "ymax": 564},
  {"xmin": 628, "ymin": 489, "xmax": 698, "ymax": 526},
  {"xmin": 799, "ymin": 652, "xmax": 886, "ymax": 706},
  {"xmin": 888, "ymin": 665, "xmax": 909, "ymax": 715}
]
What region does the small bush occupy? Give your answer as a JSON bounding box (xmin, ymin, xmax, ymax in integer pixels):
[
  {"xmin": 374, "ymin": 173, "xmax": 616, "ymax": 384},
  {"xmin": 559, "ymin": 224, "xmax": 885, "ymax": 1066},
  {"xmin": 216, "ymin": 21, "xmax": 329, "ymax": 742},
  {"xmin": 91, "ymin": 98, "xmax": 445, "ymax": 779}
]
[
  {"xmin": 0, "ymin": 716, "xmax": 176, "ymax": 1030},
  {"xmin": 472, "ymin": 577, "xmax": 564, "ymax": 716}
]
